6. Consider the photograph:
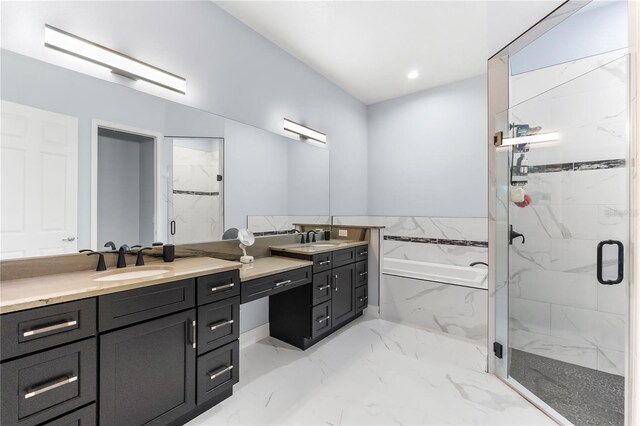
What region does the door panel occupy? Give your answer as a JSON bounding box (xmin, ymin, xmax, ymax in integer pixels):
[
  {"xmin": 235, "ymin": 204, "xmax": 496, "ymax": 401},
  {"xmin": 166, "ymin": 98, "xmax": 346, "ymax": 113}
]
[
  {"xmin": 0, "ymin": 101, "xmax": 78, "ymax": 259},
  {"xmin": 493, "ymin": 47, "xmax": 630, "ymax": 425},
  {"xmin": 331, "ymin": 264, "xmax": 356, "ymax": 327},
  {"xmin": 168, "ymin": 138, "xmax": 223, "ymax": 244},
  {"xmin": 99, "ymin": 310, "xmax": 196, "ymax": 426}
]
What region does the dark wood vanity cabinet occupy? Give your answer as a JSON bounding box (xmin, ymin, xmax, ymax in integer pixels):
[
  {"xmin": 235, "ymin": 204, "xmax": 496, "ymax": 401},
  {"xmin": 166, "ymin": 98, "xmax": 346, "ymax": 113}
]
[
  {"xmin": 1, "ymin": 269, "xmax": 241, "ymax": 426},
  {"xmin": 331, "ymin": 263, "xmax": 357, "ymax": 327},
  {"xmin": 269, "ymin": 245, "xmax": 369, "ymax": 350},
  {"xmin": 99, "ymin": 310, "xmax": 197, "ymax": 426}
]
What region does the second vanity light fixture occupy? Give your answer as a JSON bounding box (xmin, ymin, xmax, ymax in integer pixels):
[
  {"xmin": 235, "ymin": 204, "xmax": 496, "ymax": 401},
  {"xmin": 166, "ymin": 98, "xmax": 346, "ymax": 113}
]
[
  {"xmin": 44, "ymin": 25, "xmax": 187, "ymax": 94},
  {"xmin": 283, "ymin": 118, "xmax": 327, "ymax": 144},
  {"xmin": 494, "ymin": 131, "xmax": 559, "ymax": 147}
]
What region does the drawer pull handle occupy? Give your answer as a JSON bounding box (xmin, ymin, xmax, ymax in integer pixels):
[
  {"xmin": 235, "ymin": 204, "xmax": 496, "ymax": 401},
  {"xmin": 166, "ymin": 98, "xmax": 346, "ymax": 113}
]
[
  {"xmin": 358, "ymin": 251, "xmax": 368, "ymax": 256},
  {"xmin": 209, "ymin": 319, "xmax": 234, "ymax": 330},
  {"xmin": 211, "ymin": 283, "xmax": 234, "ymax": 292},
  {"xmin": 359, "ymin": 272, "xmax": 368, "ymax": 277},
  {"xmin": 23, "ymin": 320, "xmax": 78, "ymax": 337},
  {"xmin": 316, "ymin": 315, "xmax": 331, "ymax": 324},
  {"xmin": 334, "ymin": 275, "xmax": 338, "ymax": 292},
  {"xmin": 208, "ymin": 365, "xmax": 233, "ymax": 380},
  {"xmin": 318, "ymin": 260, "xmax": 331, "ymax": 266},
  {"xmin": 317, "ymin": 285, "xmax": 331, "ymax": 291},
  {"xmin": 24, "ymin": 375, "xmax": 77, "ymax": 399},
  {"xmin": 275, "ymin": 279, "xmax": 292, "ymax": 287},
  {"xmin": 191, "ymin": 321, "xmax": 197, "ymax": 349},
  {"xmin": 359, "ymin": 296, "xmax": 368, "ymax": 302}
]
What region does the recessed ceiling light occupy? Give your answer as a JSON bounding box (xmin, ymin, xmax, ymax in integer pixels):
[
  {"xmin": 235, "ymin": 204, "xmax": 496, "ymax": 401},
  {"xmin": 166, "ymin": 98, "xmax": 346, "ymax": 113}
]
[{"xmin": 407, "ymin": 70, "xmax": 419, "ymax": 80}]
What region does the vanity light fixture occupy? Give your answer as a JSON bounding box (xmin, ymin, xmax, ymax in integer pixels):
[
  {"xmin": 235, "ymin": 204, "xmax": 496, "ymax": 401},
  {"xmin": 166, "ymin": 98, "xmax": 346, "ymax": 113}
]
[
  {"xmin": 407, "ymin": 70, "xmax": 419, "ymax": 79},
  {"xmin": 283, "ymin": 118, "xmax": 327, "ymax": 144},
  {"xmin": 44, "ymin": 25, "xmax": 187, "ymax": 94},
  {"xmin": 495, "ymin": 131, "xmax": 559, "ymax": 147}
]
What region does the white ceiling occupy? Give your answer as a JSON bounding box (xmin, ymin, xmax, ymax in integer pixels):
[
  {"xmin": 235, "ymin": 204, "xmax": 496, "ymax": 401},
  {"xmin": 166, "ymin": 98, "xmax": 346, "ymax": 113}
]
[
  {"xmin": 215, "ymin": 1, "xmax": 562, "ymax": 105},
  {"xmin": 216, "ymin": 1, "xmax": 486, "ymax": 105}
]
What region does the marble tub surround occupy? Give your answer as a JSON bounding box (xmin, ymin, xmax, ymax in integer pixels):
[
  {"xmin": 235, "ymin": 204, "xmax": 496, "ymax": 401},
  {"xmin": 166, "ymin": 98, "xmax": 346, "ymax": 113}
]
[
  {"xmin": 380, "ymin": 274, "xmax": 488, "ymax": 345},
  {"xmin": 0, "ymin": 257, "xmax": 241, "ymax": 314},
  {"xmin": 333, "ymin": 215, "xmax": 488, "ymax": 266},
  {"xmin": 187, "ymin": 318, "xmax": 550, "ymax": 426},
  {"xmin": 269, "ymin": 240, "xmax": 368, "ymax": 255},
  {"xmin": 239, "ymin": 256, "xmax": 312, "ymax": 282},
  {"xmin": 247, "ymin": 215, "xmax": 330, "ymax": 234}
]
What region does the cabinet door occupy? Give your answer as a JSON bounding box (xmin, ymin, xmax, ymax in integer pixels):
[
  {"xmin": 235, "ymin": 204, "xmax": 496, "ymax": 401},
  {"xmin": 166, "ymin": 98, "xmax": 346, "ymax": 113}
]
[
  {"xmin": 100, "ymin": 310, "xmax": 196, "ymax": 426},
  {"xmin": 331, "ymin": 264, "xmax": 356, "ymax": 327}
]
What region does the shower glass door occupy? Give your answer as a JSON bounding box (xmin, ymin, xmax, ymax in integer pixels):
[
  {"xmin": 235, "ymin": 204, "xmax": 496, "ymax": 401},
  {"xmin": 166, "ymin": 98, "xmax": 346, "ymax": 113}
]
[{"xmin": 496, "ymin": 49, "xmax": 630, "ymax": 425}]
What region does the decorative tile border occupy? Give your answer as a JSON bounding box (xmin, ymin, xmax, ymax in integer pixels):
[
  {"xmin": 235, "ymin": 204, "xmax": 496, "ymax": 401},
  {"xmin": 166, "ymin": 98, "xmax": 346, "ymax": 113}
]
[
  {"xmin": 385, "ymin": 235, "xmax": 488, "ymax": 248},
  {"xmin": 527, "ymin": 158, "xmax": 625, "ymax": 174},
  {"xmin": 173, "ymin": 189, "xmax": 220, "ymax": 196}
]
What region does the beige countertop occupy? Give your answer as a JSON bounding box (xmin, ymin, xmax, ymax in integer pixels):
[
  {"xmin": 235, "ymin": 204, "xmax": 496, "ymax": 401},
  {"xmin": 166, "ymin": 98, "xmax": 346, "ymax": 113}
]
[
  {"xmin": 0, "ymin": 257, "xmax": 241, "ymax": 314},
  {"xmin": 239, "ymin": 256, "xmax": 313, "ymax": 282},
  {"xmin": 269, "ymin": 240, "xmax": 368, "ymax": 255}
]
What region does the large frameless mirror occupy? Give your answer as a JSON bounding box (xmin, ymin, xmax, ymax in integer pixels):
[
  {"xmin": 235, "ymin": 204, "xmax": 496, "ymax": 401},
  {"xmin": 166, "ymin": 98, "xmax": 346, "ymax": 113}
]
[{"xmin": 0, "ymin": 49, "xmax": 330, "ymax": 258}]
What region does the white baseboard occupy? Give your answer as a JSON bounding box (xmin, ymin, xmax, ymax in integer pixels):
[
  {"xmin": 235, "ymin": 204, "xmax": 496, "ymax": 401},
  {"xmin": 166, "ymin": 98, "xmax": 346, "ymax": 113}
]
[{"xmin": 239, "ymin": 323, "xmax": 270, "ymax": 349}]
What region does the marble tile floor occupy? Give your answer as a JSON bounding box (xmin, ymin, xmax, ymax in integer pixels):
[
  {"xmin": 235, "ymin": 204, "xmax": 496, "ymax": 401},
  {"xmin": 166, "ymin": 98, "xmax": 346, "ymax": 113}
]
[
  {"xmin": 188, "ymin": 317, "xmax": 554, "ymax": 425},
  {"xmin": 510, "ymin": 349, "xmax": 624, "ymax": 426}
]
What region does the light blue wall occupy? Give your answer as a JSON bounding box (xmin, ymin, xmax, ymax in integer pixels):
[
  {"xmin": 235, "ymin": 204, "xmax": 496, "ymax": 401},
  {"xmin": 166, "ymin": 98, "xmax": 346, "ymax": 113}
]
[
  {"xmin": 367, "ymin": 75, "xmax": 488, "ymax": 217},
  {"xmin": 510, "ymin": 1, "xmax": 628, "ymax": 75},
  {"xmin": 0, "ymin": 0, "xmax": 368, "ymax": 215}
]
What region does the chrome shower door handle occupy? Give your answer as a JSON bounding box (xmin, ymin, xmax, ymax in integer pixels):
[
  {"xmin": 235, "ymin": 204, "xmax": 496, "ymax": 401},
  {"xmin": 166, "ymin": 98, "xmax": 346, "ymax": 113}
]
[{"xmin": 597, "ymin": 240, "xmax": 624, "ymax": 285}]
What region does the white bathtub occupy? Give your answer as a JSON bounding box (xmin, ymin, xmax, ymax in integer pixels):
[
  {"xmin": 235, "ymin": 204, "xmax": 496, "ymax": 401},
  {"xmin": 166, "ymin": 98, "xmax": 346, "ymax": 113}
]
[{"xmin": 383, "ymin": 258, "xmax": 488, "ymax": 289}]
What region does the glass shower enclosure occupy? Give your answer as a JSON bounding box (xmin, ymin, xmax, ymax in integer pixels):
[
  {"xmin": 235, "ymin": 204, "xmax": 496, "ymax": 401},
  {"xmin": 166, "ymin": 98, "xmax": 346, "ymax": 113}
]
[{"xmin": 489, "ymin": 2, "xmax": 630, "ymax": 424}]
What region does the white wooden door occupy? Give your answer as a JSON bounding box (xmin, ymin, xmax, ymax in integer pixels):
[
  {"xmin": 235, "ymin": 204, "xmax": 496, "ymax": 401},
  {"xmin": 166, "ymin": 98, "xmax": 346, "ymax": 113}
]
[{"xmin": 1, "ymin": 101, "xmax": 78, "ymax": 259}]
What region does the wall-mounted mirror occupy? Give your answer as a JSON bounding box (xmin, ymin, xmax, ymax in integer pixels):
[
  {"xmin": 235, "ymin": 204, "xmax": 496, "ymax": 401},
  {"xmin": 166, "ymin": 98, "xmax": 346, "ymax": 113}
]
[{"xmin": 0, "ymin": 49, "xmax": 330, "ymax": 258}]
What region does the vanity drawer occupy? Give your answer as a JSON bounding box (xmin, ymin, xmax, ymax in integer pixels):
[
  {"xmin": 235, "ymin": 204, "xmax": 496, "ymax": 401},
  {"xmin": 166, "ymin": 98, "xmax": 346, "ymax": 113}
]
[
  {"xmin": 356, "ymin": 286, "xmax": 368, "ymax": 312},
  {"xmin": 332, "ymin": 248, "xmax": 356, "ymax": 268},
  {"xmin": 1, "ymin": 299, "xmax": 96, "ymax": 361},
  {"xmin": 42, "ymin": 403, "xmax": 96, "ymax": 426},
  {"xmin": 355, "ymin": 245, "xmax": 369, "ymax": 263},
  {"xmin": 310, "ymin": 301, "xmax": 332, "ymax": 339},
  {"xmin": 355, "ymin": 261, "xmax": 368, "ymax": 288},
  {"xmin": 98, "ymin": 279, "xmax": 195, "ymax": 331},
  {"xmin": 197, "ymin": 297, "xmax": 240, "ymax": 355},
  {"xmin": 311, "ymin": 271, "xmax": 332, "ymax": 306},
  {"xmin": 197, "ymin": 340, "xmax": 239, "ymax": 405},
  {"xmin": 312, "ymin": 252, "xmax": 333, "ymax": 273},
  {"xmin": 197, "ymin": 270, "xmax": 240, "ymax": 306},
  {"xmin": 241, "ymin": 266, "xmax": 312, "ymax": 303},
  {"xmin": 1, "ymin": 338, "xmax": 97, "ymax": 426}
]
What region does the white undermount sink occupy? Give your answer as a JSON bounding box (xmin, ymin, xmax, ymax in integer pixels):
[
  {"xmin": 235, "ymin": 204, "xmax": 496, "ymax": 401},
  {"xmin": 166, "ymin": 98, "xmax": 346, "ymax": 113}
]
[{"xmin": 94, "ymin": 268, "xmax": 172, "ymax": 282}]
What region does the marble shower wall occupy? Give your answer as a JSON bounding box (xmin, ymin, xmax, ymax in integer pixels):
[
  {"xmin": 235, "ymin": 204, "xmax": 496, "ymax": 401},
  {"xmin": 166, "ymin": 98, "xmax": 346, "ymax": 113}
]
[
  {"xmin": 508, "ymin": 51, "xmax": 629, "ymax": 376},
  {"xmin": 172, "ymin": 143, "xmax": 223, "ymax": 244},
  {"xmin": 333, "ymin": 216, "xmax": 488, "ymax": 344}
]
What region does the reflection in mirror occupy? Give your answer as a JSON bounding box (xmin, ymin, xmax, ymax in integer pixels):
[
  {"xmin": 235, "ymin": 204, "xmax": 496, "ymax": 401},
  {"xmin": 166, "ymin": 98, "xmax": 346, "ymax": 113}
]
[
  {"xmin": 97, "ymin": 127, "xmax": 156, "ymax": 248},
  {"xmin": 168, "ymin": 138, "xmax": 223, "ymax": 244},
  {"xmin": 0, "ymin": 49, "xmax": 331, "ymax": 259}
]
